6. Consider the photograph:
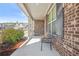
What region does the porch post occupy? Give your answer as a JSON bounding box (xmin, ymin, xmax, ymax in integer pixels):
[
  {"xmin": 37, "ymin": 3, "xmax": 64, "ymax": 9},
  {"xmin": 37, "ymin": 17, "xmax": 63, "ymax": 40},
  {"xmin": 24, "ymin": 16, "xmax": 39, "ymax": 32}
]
[{"xmin": 44, "ymin": 15, "xmax": 48, "ymax": 36}]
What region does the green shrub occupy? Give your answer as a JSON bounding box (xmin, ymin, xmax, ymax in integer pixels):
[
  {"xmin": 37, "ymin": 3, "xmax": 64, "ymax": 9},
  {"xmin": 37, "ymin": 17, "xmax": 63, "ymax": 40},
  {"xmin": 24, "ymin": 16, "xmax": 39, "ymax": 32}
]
[{"xmin": 2, "ymin": 29, "xmax": 24, "ymax": 44}]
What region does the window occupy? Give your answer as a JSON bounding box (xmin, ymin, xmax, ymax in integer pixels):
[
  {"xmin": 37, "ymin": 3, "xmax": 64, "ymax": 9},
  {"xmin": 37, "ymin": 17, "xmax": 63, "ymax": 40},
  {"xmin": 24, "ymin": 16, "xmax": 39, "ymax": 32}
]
[
  {"xmin": 55, "ymin": 3, "xmax": 64, "ymax": 37},
  {"xmin": 47, "ymin": 4, "xmax": 56, "ymax": 35},
  {"xmin": 52, "ymin": 5, "xmax": 56, "ymax": 35},
  {"xmin": 47, "ymin": 3, "xmax": 64, "ymax": 38}
]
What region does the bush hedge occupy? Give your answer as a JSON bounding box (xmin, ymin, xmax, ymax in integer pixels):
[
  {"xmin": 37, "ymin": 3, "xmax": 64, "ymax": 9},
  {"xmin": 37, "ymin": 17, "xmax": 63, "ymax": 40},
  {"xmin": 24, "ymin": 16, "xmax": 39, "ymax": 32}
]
[{"xmin": 2, "ymin": 29, "xmax": 24, "ymax": 44}]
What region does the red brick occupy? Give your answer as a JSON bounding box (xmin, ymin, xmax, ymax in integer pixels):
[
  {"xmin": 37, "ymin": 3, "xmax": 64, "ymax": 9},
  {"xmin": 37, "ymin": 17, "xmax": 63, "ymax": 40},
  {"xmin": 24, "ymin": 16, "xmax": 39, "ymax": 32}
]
[
  {"xmin": 75, "ymin": 17, "xmax": 79, "ymax": 21},
  {"xmin": 68, "ymin": 31, "xmax": 74, "ymax": 34},
  {"xmin": 75, "ymin": 24, "xmax": 79, "ymax": 27},
  {"xmin": 68, "ymin": 25, "xmax": 74, "ymax": 27},
  {"xmin": 75, "ymin": 3, "xmax": 79, "ymax": 6},
  {"xmin": 73, "ymin": 34, "xmax": 79, "ymax": 38},
  {"xmin": 75, "ymin": 31, "xmax": 79, "ymax": 34}
]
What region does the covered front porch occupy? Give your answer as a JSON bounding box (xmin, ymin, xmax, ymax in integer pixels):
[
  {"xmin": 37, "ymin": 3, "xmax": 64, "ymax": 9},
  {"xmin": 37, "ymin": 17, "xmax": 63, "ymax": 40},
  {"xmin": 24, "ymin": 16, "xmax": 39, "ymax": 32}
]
[
  {"xmin": 11, "ymin": 36, "xmax": 60, "ymax": 56},
  {"xmin": 11, "ymin": 3, "xmax": 63, "ymax": 56}
]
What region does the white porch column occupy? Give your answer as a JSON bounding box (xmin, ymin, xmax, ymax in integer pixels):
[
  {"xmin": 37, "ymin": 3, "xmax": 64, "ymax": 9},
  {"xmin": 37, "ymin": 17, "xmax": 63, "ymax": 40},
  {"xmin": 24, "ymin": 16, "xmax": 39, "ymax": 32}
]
[
  {"xmin": 28, "ymin": 16, "xmax": 34, "ymax": 39},
  {"xmin": 44, "ymin": 15, "xmax": 48, "ymax": 36}
]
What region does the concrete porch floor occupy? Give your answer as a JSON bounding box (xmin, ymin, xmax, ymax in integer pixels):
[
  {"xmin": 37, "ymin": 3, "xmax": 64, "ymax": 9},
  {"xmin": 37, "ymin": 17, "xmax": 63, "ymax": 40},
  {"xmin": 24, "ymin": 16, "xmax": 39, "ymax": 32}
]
[{"xmin": 11, "ymin": 37, "xmax": 60, "ymax": 56}]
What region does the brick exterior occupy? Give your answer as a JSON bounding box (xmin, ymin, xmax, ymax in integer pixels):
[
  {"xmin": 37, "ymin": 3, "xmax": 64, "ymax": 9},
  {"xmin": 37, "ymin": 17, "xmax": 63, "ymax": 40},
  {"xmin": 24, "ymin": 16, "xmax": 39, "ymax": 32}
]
[
  {"xmin": 53, "ymin": 3, "xmax": 79, "ymax": 56},
  {"xmin": 63, "ymin": 3, "xmax": 79, "ymax": 56}
]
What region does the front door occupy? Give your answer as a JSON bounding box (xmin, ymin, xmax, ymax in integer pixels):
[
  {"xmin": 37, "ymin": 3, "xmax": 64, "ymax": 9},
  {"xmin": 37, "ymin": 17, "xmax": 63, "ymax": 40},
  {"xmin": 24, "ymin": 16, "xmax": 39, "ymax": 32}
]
[{"xmin": 34, "ymin": 20, "xmax": 44, "ymax": 36}]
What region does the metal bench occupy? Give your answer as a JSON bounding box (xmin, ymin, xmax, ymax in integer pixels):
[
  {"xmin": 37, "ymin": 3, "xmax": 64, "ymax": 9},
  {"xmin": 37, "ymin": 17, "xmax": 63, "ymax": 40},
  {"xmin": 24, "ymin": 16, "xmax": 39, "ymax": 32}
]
[{"xmin": 41, "ymin": 34, "xmax": 55, "ymax": 51}]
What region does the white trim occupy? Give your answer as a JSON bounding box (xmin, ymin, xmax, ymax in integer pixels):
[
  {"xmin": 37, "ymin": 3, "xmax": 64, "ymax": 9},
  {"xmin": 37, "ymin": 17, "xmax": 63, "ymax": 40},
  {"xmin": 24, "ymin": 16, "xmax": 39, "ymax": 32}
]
[
  {"xmin": 17, "ymin": 4, "xmax": 29, "ymax": 17},
  {"xmin": 44, "ymin": 4, "xmax": 52, "ymax": 18},
  {"xmin": 51, "ymin": 21, "xmax": 52, "ymax": 35},
  {"xmin": 48, "ymin": 19, "xmax": 56, "ymax": 24},
  {"xmin": 47, "ymin": 4, "xmax": 56, "ymax": 15},
  {"xmin": 19, "ymin": 39, "xmax": 28, "ymax": 48},
  {"xmin": 44, "ymin": 18, "xmax": 46, "ymax": 35}
]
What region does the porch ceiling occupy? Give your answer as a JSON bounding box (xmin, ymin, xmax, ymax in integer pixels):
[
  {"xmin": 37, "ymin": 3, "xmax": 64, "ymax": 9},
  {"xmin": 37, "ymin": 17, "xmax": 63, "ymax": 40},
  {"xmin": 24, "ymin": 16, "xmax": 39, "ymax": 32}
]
[{"xmin": 18, "ymin": 3, "xmax": 52, "ymax": 20}]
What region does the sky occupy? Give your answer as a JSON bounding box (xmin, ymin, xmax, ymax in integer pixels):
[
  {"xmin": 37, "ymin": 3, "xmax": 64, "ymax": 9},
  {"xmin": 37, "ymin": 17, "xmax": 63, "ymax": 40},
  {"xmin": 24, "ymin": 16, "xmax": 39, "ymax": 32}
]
[{"xmin": 0, "ymin": 3, "xmax": 28, "ymax": 23}]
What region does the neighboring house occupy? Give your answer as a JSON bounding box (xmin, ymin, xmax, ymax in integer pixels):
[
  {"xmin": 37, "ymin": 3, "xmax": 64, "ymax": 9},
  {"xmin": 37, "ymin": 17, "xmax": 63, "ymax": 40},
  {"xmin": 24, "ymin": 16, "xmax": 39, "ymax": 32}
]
[
  {"xmin": 14, "ymin": 23, "xmax": 28, "ymax": 30},
  {"xmin": 0, "ymin": 23, "xmax": 28, "ymax": 30},
  {"xmin": 0, "ymin": 24, "xmax": 5, "ymax": 30}
]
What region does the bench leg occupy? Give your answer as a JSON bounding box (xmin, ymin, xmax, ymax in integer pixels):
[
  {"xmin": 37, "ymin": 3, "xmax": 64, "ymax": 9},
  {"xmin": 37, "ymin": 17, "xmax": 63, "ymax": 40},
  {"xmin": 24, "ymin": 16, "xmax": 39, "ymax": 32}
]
[
  {"xmin": 50, "ymin": 42, "xmax": 52, "ymax": 50},
  {"xmin": 41, "ymin": 42, "xmax": 42, "ymax": 51}
]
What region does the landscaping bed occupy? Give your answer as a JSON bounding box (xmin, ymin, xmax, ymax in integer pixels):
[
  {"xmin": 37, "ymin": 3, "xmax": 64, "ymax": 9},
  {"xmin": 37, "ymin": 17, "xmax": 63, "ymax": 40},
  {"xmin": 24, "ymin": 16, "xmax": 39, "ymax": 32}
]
[
  {"xmin": 0, "ymin": 38, "xmax": 27, "ymax": 56},
  {"xmin": 0, "ymin": 29, "xmax": 27, "ymax": 56}
]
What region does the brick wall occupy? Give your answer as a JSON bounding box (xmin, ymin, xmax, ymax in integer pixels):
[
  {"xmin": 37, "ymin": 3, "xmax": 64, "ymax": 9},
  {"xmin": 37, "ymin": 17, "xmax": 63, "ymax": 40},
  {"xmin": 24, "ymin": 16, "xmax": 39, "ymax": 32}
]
[
  {"xmin": 53, "ymin": 3, "xmax": 79, "ymax": 56},
  {"xmin": 53, "ymin": 36, "xmax": 65, "ymax": 56},
  {"xmin": 63, "ymin": 3, "xmax": 79, "ymax": 56}
]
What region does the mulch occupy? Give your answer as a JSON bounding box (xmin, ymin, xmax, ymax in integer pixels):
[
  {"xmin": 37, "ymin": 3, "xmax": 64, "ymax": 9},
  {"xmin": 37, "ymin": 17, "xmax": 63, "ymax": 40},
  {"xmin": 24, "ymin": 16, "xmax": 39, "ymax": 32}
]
[{"xmin": 0, "ymin": 39, "xmax": 27, "ymax": 56}]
